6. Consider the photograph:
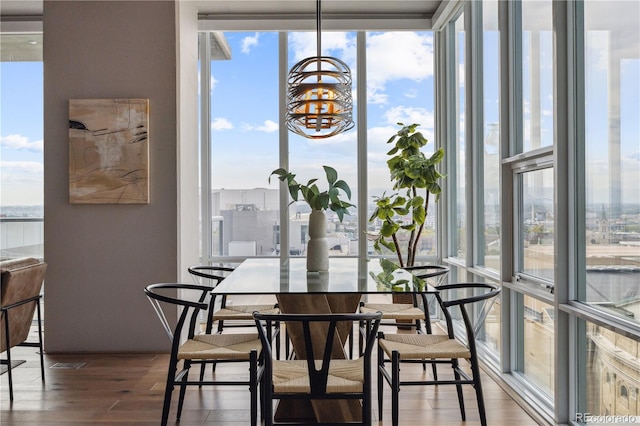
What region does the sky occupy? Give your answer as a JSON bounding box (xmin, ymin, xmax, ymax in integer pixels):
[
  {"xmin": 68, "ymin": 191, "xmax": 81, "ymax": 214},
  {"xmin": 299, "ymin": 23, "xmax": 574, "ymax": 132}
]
[
  {"xmin": 1, "ymin": 12, "xmax": 638, "ymax": 207},
  {"xmin": 208, "ymin": 30, "xmax": 435, "ymax": 202}
]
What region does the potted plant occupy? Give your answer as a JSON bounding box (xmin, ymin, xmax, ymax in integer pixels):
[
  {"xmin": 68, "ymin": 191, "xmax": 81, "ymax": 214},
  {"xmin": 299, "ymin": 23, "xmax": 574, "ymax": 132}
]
[
  {"xmin": 269, "ymin": 165, "xmax": 354, "ymax": 271},
  {"xmin": 369, "ymin": 122, "xmax": 445, "ymax": 268}
]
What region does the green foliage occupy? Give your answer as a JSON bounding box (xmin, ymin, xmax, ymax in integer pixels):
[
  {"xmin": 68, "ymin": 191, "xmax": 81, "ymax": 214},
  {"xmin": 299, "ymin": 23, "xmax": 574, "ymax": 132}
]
[
  {"xmin": 269, "ymin": 165, "xmax": 354, "ymax": 222},
  {"xmin": 368, "ymin": 123, "xmax": 446, "ymax": 267}
]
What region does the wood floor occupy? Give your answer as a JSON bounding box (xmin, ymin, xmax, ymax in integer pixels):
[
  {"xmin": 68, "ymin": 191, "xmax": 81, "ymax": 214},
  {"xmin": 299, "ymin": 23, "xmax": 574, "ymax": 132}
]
[{"xmin": 1, "ymin": 327, "xmax": 541, "ymax": 426}]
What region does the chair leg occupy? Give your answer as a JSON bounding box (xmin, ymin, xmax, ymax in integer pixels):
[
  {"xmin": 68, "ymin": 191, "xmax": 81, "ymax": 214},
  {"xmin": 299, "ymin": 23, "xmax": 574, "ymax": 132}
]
[
  {"xmin": 470, "ymin": 356, "xmax": 488, "ymax": 426},
  {"xmin": 36, "ymin": 301, "xmax": 45, "ymax": 382},
  {"xmin": 4, "ymin": 351, "xmax": 14, "ymax": 402},
  {"xmin": 3, "ymin": 313, "xmax": 14, "ymax": 401},
  {"xmin": 160, "ymin": 358, "xmax": 178, "ymax": 426},
  {"xmin": 264, "ymin": 373, "xmax": 273, "ymax": 426},
  {"xmin": 176, "ymin": 360, "xmax": 190, "ymax": 420},
  {"xmin": 391, "ymin": 351, "xmax": 400, "ymax": 426},
  {"xmin": 377, "ymin": 344, "xmax": 384, "ymax": 420},
  {"xmin": 249, "ymin": 351, "xmax": 258, "ymax": 426},
  {"xmin": 198, "ymin": 362, "xmax": 207, "ymax": 385},
  {"xmin": 452, "ymin": 359, "xmax": 466, "ymax": 421}
]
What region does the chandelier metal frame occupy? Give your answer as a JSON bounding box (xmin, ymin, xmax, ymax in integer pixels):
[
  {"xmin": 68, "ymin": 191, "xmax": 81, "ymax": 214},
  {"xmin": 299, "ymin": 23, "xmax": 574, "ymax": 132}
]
[{"xmin": 285, "ymin": 0, "xmax": 354, "ymax": 139}]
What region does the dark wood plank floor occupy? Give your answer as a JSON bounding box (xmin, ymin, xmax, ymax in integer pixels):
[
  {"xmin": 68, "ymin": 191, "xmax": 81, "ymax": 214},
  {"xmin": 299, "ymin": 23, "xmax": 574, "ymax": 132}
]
[{"xmin": 1, "ymin": 326, "xmax": 541, "ymax": 425}]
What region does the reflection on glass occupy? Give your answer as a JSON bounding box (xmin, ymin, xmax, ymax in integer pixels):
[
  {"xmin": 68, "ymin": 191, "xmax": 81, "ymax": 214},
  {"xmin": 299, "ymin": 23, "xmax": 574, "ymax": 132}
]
[
  {"xmin": 365, "ymin": 31, "xmax": 436, "ymax": 260},
  {"xmin": 454, "ymin": 13, "xmax": 467, "ymax": 259},
  {"xmin": 522, "ymin": 0, "xmax": 553, "ymax": 151},
  {"xmin": 288, "ymin": 31, "xmax": 358, "ymax": 258},
  {"xmin": 585, "ymin": 320, "xmax": 640, "ymax": 420},
  {"xmin": 523, "ymin": 295, "xmax": 554, "ymax": 397},
  {"xmin": 478, "ymin": 292, "xmax": 501, "ymax": 355},
  {"xmin": 481, "ymin": 0, "xmax": 500, "ymax": 270},
  {"xmin": 520, "ymin": 168, "xmax": 554, "ymax": 281},
  {"xmin": 210, "ymin": 32, "xmax": 279, "ymax": 257},
  {"xmin": 583, "ymin": 1, "xmax": 640, "ymax": 325}
]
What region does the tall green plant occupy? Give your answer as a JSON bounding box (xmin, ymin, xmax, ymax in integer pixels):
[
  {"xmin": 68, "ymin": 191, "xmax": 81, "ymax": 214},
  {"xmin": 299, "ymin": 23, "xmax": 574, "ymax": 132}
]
[
  {"xmin": 269, "ymin": 165, "xmax": 354, "ymax": 222},
  {"xmin": 369, "ymin": 123, "xmax": 445, "ymax": 267}
]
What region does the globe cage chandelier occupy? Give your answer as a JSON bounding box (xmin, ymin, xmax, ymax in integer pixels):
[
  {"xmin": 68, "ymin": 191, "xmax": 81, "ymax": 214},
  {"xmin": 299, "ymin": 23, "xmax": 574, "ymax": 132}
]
[{"xmin": 285, "ymin": 0, "xmax": 354, "ymax": 139}]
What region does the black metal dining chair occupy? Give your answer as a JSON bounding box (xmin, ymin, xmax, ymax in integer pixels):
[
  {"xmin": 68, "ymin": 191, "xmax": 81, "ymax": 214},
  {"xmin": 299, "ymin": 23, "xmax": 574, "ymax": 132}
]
[
  {"xmin": 377, "ymin": 282, "xmax": 501, "ymax": 426},
  {"xmin": 357, "ymin": 264, "xmax": 449, "ymax": 376},
  {"xmin": 254, "ymin": 311, "xmax": 383, "ymax": 426},
  {"xmin": 144, "ymin": 283, "xmax": 263, "ymax": 426},
  {"xmin": 188, "ymin": 265, "xmax": 282, "ymax": 366}
]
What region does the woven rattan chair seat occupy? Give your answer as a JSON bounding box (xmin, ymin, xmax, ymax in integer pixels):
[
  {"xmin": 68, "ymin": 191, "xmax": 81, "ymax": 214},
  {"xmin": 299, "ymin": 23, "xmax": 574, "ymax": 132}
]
[
  {"xmin": 271, "ymin": 359, "xmax": 364, "ymax": 393},
  {"xmin": 178, "ymin": 332, "xmax": 262, "ymax": 360},
  {"xmin": 213, "ymin": 304, "xmax": 280, "ymax": 320},
  {"xmin": 378, "ymin": 334, "xmax": 471, "ymax": 360},
  {"xmin": 360, "ymin": 303, "xmax": 425, "ymax": 320}
]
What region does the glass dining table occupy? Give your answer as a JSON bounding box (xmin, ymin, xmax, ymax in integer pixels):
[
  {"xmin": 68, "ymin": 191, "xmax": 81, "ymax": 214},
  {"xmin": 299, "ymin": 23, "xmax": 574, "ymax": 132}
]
[{"xmin": 211, "ymin": 257, "xmax": 438, "ymax": 424}]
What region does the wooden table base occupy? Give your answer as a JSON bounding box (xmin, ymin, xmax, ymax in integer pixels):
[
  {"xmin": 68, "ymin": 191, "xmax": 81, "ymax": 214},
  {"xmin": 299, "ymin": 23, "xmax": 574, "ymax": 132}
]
[{"xmin": 274, "ymin": 293, "xmax": 363, "ymax": 424}]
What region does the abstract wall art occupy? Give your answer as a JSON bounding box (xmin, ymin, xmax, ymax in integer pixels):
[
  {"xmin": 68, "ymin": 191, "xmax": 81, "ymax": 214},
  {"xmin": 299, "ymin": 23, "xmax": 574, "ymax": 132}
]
[{"xmin": 69, "ymin": 98, "xmax": 149, "ymax": 204}]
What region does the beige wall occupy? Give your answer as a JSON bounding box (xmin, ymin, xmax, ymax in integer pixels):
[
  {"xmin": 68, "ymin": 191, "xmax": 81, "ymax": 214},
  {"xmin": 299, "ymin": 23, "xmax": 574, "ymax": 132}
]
[{"xmin": 43, "ymin": 0, "xmax": 198, "ymax": 352}]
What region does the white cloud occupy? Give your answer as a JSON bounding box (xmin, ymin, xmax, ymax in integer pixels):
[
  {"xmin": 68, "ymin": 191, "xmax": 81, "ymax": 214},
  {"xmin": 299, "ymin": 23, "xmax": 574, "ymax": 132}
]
[
  {"xmin": 367, "ymin": 32, "xmax": 434, "ymax": 87},
  {"xmin": 0, "ymin": 137, "xmax": 44, "ymax": 204},
  {"xmin": 0, "ymin": 161, "xmax": 43, "ymax": 175},
  {"xmin": 255, "ymin": 120, "xmax": 279, "ymax": 133},
  {"xmin": 0, "ymin": 134, "xmax": 43, "ymax": 152},
  {"xmin": 211, "ymin": 117, "xmax": 233, "ymax": 131},
  {"xmin": 289, "ymin": 32, "xmax": 356, "ymax": 64},
  {"xmin": 210, "ymin": 74, "xmax": 219, "ymax": 92},
  {"xmin": 384, "ymin": 106, "xmax": 435, "ymax": 133},
  {"xmin": 241, "ymin": 33, "xmax": 260, "ymax": 54},
  {"xmin": 0, "ymin": 162, "xmax": 44, "ymax": 205},
  {"xmin": 404, "ymin": 89, "xmax": 418, "ymax": 99}
]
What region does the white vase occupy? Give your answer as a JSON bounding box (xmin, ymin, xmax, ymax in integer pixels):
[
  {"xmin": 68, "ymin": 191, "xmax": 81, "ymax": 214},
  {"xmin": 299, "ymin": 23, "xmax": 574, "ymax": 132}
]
[{"xmin": 306, "ymin": 209, "xmax": 329, "ymax": 272}]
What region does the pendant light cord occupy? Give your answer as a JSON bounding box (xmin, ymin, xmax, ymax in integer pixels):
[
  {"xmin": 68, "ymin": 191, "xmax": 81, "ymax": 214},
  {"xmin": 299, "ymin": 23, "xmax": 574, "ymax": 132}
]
[{"xmin": 316, "ymin": 0, "xmax": 321, "ymax": 73}]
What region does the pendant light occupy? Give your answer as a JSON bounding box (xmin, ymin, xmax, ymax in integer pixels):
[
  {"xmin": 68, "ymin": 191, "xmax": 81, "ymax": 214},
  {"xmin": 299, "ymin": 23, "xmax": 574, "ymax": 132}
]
[{"xmin": 285, "ymin": 0, "xmax": 354, "ymax": 139}]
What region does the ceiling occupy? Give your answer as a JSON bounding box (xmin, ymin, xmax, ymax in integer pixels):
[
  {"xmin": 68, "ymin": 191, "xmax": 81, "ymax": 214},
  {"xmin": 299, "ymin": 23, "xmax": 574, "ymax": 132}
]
[
  {"xmin": 0, "ymin": 1, "xmax": 445, "ymax": 17},
  {"xmin": 0, "ymin": 1, "xmax": 446, "ymax": 62}
]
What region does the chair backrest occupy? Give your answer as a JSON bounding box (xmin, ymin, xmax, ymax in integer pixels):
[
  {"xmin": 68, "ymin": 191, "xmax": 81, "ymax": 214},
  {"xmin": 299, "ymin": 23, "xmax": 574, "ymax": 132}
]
[
  {"xmin": 144, "ymin": 283, "xmax": 210, "ymax": 348},
  {"xmin": 187, "ymin": 265, "xmax": 235, "ymax": 286},
  {"xmin": 1, "ymin": 258, "xmax": 47, "ymax": 351},
  {"xmin": 405, "ymin": 264, "xmax": 450, "ymax": 306},
  {"xmin": 254, "ymin": 312, "xmax": 382, "ymax": 396},
  {"xmin": 435, "ymin": 283, "xmax": 501, "ymax": 354}
]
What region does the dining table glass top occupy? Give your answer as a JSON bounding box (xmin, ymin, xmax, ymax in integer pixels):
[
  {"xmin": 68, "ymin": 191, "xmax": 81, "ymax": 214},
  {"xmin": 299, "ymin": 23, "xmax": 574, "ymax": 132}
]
[{"xmin": 211, "ymin": 257, "xmax": 437, "ymax": 295}]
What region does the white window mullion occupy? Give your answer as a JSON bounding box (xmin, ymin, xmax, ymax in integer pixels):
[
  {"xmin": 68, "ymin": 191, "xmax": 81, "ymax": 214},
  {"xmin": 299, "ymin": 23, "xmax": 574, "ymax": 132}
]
[
  {"xmin": 199, "ymin": 32, "xmax": 213, "ymax": 263},
  {"xmin": 278, "ymin": 32, "xmax": 289, "ymax": 262}
]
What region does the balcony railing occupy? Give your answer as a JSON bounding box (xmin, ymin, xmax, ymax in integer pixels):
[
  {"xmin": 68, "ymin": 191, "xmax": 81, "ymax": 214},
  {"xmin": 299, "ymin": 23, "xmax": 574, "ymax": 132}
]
[{"xmin": 0, "ymin": 217, "xmax": 44, "ymax": 259}]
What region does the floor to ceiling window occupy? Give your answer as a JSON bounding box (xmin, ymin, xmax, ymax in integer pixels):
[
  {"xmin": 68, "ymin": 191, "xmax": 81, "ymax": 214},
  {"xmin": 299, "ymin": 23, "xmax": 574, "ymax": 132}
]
[
  {"xmin": 366, "ymin": 30, "xmax": 437, "ymax": 259},
  {"xmin": 451, "ymin": 11, "xmax": 467, "ymax": 261},
  {"xmin": 579, "ymin": 0, "xmax": 640, "ymax": 422},
  {"xmin": 287, "ymin": 30, "xmax": 359, "ymax": 257},
  {"xmin": 206, "ymin": 31, "xmax": 280, "ymax": 258},
  {"xmin": 0, "ymin": 30, "xmax": 44, "ymax": 260},
  {"xmin": 199, "ymin": 27, "xmax": 437, "ymax": 265},
  {"xmin": 440, "ymin": 1, "xmax": 638, "ymax": 424}
]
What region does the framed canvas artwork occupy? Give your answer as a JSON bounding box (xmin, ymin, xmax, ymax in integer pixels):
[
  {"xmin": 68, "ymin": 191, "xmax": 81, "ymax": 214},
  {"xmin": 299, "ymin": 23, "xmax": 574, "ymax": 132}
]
[{"xmin": 69, "ymin": 98, "xmax": 149, "ymax": 204}]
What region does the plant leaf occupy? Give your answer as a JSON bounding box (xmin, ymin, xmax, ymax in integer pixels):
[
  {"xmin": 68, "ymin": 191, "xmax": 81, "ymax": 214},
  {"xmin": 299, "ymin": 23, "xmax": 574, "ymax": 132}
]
[
  {"xmin": 334, "ymin": 179, "xmax": 352, "ymax": 199},
  {"xmin": 323, "ymin": 165, "xmax": 338, "ymax": 185}
]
